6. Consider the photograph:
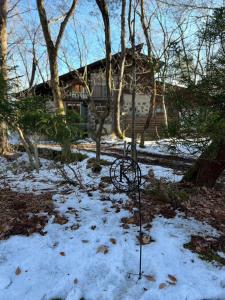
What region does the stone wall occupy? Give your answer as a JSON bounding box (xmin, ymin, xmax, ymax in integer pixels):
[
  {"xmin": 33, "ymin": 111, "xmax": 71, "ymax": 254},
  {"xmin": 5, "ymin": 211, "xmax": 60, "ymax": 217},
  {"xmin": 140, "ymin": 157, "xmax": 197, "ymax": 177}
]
[{"xmin": 123, "ymin": 93, "xmax": 150, "ymax": 116}]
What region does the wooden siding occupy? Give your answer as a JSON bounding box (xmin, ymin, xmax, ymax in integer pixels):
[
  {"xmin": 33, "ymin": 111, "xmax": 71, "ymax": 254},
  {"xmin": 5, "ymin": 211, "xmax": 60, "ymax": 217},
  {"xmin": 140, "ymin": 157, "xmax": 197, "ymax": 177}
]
[{"xmin": 123, "ymin": 114, "xmax": 176, "ymax": 138}]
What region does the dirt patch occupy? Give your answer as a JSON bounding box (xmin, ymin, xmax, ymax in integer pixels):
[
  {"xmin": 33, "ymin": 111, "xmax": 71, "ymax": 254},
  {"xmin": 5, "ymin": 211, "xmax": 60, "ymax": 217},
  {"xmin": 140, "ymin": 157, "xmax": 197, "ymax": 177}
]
[
  {"xmin": 184, "ymin": 235, "xmax": 225, "ymax": 265},
  {"xmin": 128, "ymin": 181, "xmax": 225, "ymax": 235},
  {"xmin": 177, "ymin": 184, "xmax": 225, "ymax": 234},
  {"xmin": 0, "ymin": 188, "xmax": 55, "ymax": 240},
  {"xmin": 121, "ymin": 193, "xmax": 176, "ymax": 227},
  {"xmin": 120, "ymin": 182, "xmax": 225, "ymax": 262}
]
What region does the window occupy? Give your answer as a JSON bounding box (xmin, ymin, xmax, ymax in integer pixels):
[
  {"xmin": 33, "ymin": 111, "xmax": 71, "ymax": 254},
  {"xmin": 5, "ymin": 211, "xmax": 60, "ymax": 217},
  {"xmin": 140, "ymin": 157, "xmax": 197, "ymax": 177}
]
[
  {"xmin": 92, "ymin": 85, "xmax": 107, "ymax": 97},
  {"xmin": 96, "ymin": 104, "xmax": 106, "ymax": 113},
  {"xmin": 91, "ymin": 73, "xmax": 107, "ymax": 97}
]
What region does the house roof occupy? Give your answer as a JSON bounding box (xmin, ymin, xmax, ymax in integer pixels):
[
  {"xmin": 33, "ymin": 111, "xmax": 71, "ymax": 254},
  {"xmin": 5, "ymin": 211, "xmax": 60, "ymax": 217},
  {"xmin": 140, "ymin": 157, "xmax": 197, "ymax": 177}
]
[{"xmin": 20, "ymin": 44, "xmax": 146, "ymax": 96}]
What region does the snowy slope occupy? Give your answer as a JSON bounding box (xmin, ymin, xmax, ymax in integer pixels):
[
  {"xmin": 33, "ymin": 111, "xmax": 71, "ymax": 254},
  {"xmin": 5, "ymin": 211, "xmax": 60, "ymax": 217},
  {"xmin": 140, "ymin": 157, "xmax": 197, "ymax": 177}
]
[{"xmin": 0, "ymin": 153, "xmax": 224, "ymax": 300}]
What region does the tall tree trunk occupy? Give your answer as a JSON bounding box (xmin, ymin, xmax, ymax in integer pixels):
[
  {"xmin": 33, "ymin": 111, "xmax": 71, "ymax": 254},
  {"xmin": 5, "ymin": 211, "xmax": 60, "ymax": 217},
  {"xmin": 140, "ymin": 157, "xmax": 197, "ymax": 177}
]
[
  {"xmin": 113, "ymin": 0, "xmax": 126, "ymax": 139},
  {"xmin": 95, "ymin": 0, "xmax": 112, "ymax": 163},
  {"xmin": 49, "ymin": 51, "xmax": 65, "ymax": 113},
  {"xmin": 95, "ymin": 136, "xmax": 101, "ymax": 163},
  {"xmin": 139, "ymin": 0, "xmax": 158, "ymax": 147},
  {"xmin": 0, "ymin": 122, "xmax": 8, "ymax": 153},
  {"xmin": 36, "ymin": 0, "xmax": 77, "ymax": 114},
  {"xmin": 0, "ymin": 0, "xmax": 9, "ymax": 154},
  {"xmin": 95, "ymin": 116, "xmax": 107, "ymax": 163},
  {"xmin": 182, "ymin": 140, "xmax": 225, "ymax": 187},
  {"xmin": 161, "ymin": 84, "xmax": 168, "ymax": 130},
  {"xmin": 16, "ymin": 127, "xmax": 39, "ymax": 172},
  {"xmin": 0, "ymin": 0, "xmax": 7, "ymax": 80},
  {"xmin": 128, "ymin": 0, "xmax": 138, "ymax": 161}
]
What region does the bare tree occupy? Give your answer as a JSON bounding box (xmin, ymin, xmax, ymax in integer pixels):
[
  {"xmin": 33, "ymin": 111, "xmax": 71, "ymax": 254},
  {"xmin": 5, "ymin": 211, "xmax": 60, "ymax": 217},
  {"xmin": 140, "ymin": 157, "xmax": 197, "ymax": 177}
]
[
  {"xmin": 15, "ymin": 22, "xmax": 45, "ymax": 90},
  {"xmin": 137, "ymin": 0, "xmax": 181, "ymax": 146},
  {"xmin": 128, "ymin": 0, "xmax": 141, "ymax": 159},
  {"xmin": 0, "ymin": 0, "xmax": 9, "ymax": 154},
  {"xmin": 92, "ymin": 0, "xmax": 112, "ymax": 162},
  {"xmin": 138, "ymin": 0, "xmax": 160, "ymax": 146},
  {"xmin": 168, "ymin": 6, "xmax": 225, "ymax": 187},
  {"xmin": 54, "ymin": 0, "xmax": 112, "ymax": 163},
  {"xmin": 113, "ymin": 0, "xmax": 126, "ymax": 139},
  {"xmin": 36, "ymin": 0, "xmax": 77, "ymax": 114}
]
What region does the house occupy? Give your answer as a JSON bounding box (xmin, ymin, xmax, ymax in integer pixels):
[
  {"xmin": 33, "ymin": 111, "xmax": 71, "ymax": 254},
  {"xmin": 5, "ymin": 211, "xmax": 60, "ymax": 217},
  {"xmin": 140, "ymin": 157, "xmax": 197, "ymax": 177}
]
[{"xmin": 20, "ymin": 45, "xmax": 178, "ymax": 139}]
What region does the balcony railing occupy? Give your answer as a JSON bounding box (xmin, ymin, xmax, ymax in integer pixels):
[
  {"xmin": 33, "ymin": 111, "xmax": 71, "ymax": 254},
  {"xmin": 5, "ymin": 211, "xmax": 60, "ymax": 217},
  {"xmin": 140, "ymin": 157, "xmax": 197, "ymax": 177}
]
[
  {"xmin": 64, "ymin": 91, "xmax": 113, "ymax": 103},
  {"xmin": 64, "ymin": 91, "xmax": 88, "ymax": 100}
]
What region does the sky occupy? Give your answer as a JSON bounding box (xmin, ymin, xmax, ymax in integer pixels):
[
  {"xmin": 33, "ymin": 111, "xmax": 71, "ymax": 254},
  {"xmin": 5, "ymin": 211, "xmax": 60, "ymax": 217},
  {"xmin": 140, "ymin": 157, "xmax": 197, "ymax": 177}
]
[
  {"xmin": 7, "ymin": 0, "xmax": 225, "ymax": 90},
  {"xmin": 8, "ymin": 0, "xmax": 123, "ymax": 89}
]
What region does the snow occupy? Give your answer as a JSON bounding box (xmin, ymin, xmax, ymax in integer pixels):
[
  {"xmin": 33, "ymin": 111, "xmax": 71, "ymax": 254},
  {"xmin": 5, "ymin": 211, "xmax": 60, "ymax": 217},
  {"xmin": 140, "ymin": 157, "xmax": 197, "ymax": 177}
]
[
  {"xmin": 8, "ymin": 132, "xmax": 20, "ymax": 146},
  {"xmin": 80, "ymin": 136, "xmax": 201, "ymax": 159},
  {"xmin": 111, "ymin": 139, "xmax": 201, "ymax": 159},
  {"xmin": 0, "ymin": 152, "xmax": 224, "ymax": 300}
]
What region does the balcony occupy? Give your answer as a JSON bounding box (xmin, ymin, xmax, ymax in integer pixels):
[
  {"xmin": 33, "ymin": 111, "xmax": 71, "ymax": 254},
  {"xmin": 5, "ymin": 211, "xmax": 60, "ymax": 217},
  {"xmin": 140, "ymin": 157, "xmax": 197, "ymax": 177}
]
[{"xmin": 64, "ymin": 91, "xmax": 88, "ymax": 101}]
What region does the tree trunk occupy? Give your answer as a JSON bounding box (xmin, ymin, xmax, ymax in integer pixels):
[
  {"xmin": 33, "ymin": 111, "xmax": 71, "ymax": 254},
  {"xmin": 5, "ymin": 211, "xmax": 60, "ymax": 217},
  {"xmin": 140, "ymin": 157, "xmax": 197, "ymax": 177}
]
[
  {"xmin": 162, "ymin": 94, "xmax": 168, "ymax": 130},
  {"xmin": 0, "ymin": 0, "xmax": 9, "ymax": 154},
  {"xmin": 33, "ymin": 143, "xmax": 40, "ymax": 173},
  {"xmin": 17, "ymin": 127, "xmax": 38, "ymax": 171},
  {"xmin": 94, "ymin": 114, "xmax": 106, "ymax": 163},
  {"xmin": 161, "ymin": 80, "xmax": 168, "ymax": 131},
  {"xmin": 96, "ymin": 136, "xmax": 101, "ymax": 163},
  {"xmin": 25, "ymin": 136, "xmax": 40, "ymax": 172},
  {"xmin": 182, "ymin": 141, "xmax": 225, "ymax": 187},
  {"xmin": 0, "ymin": 0, "xmax": 7, "ymax": 80},
  {"xmin": 61, "ymin": 139, "xmax": 71, "ymax": 162},
  {"xmin": 49, "ymin": 51, "xmax": 65, "ymax": 113},
  {"xmin": 94, "ymin": 0, "xmax": 112, "ymax": 162},
  {"xmin": 139, "ymin": 0, "xmax": 158, "ymax": 147},
  {"xmin": 0, "ymin": 122, "xmax": 8, "ymax": 154},
  {"xmin": 36, "ymin": 0, "xmax": 77, "ymax": 114},
  {"xmin": 128, "ymin": 0, "xmax": 138, "ymax": 161},
  {"xmin": 113, "ymin": 0, "xmax": 126, "ymax": 139}
]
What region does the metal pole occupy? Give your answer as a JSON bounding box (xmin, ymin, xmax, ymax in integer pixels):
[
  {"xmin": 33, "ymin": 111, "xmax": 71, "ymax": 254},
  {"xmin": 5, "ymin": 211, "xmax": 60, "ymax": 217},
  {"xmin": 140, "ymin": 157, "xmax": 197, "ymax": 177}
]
[
  {"xmin": 124, "ymin": 140, "xmax": 127, "ymax": 156},
  {"xmin": 138, "ymin": 188, "xmax": 142, "ymax": 279},
  {"xmin": 131, "ymin": 0, "xmax": 137, "ymax": 161}
]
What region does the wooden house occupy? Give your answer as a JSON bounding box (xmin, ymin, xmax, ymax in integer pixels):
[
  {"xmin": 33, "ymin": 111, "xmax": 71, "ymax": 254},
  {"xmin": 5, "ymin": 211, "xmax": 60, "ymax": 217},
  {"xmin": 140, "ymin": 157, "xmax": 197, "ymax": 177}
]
[{"xmin": 20, "ymin": 45, "xmax": 178, "ymax": 139}]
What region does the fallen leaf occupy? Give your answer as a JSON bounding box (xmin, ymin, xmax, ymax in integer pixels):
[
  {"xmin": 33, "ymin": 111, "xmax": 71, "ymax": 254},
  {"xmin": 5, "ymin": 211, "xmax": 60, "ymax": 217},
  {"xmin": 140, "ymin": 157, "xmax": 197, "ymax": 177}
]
[
  {"xmin": 60, "ymin": 251, "xmax": 65, "ymax": 256},
  {"xmin": 110, "ymin": 238, "xmax": 117, "ymax": 244},
  {"xmin": 144, "ymin": 274, "xmax": 156, "ymax": 282},
  {"xmin": 159, "ymin": 283, "xmax": 167, "ymax": 289},
  {"xmin": 127, "ymin": 217, "xmax": 136, "ymax": 224},
  {"xmin": 70, "ymin": 224, "xmax": 80, "ymax": 230},
  {"xmin": 137, "ymin": 235, "xmax": 153, "ymax": 245},
  {"xmin": 82, "ymin": 240, "xmax": 89, "ymax": 243},
  {"xmin": 122, "ymin": 224, "xmax": 129, "ymax": 229},
  {"xmin": 54, "ymin": 215, "xmax": 68, "ymax": 225},
  {"xmin": 15, "ymin": 267, "xmax": 22, "ymax": 275},
  {"xmin": 142, "ymin": 235, "xmax": 151, "ymax": 244},
  {"xmin": 168, "ymin": 274, "xmax": 177, "ymax": 284},
  {"xmin": 52, "ymin": 242, "xmax": 58, "ymax": 248},
  {"xmin": 96, "ymin": 245, "xmax": 109, "ymax": 254}
]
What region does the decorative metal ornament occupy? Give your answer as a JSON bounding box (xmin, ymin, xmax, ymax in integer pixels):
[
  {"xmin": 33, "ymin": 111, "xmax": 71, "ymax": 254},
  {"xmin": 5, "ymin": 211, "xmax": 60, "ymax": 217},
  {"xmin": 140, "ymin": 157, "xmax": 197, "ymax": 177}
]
[{"xmin": 110, "ymin": 156, "xmax": 142, "ymax": 193}]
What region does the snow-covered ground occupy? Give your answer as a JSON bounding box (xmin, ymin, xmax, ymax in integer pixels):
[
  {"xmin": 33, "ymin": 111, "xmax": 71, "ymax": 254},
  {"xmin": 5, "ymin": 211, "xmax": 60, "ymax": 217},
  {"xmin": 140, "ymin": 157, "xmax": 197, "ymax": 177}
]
[
  {"xmin": 10, "ymin": 131, "xmax": 202, "ymax": 159},
  {"xmin": 0, "ymin": 153, "xmax": 224, "ymax": 300},
  {"xmin": 100, "ymin": 137, "xmax": 201, "ymax": 159}
]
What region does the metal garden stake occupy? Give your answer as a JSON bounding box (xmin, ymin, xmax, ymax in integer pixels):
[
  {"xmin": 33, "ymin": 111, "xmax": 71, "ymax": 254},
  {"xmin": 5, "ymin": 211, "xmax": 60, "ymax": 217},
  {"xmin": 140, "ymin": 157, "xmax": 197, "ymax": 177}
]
[{"xmin": 110, "ymin": 143, "xmax": 143, "ymax": 279}]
